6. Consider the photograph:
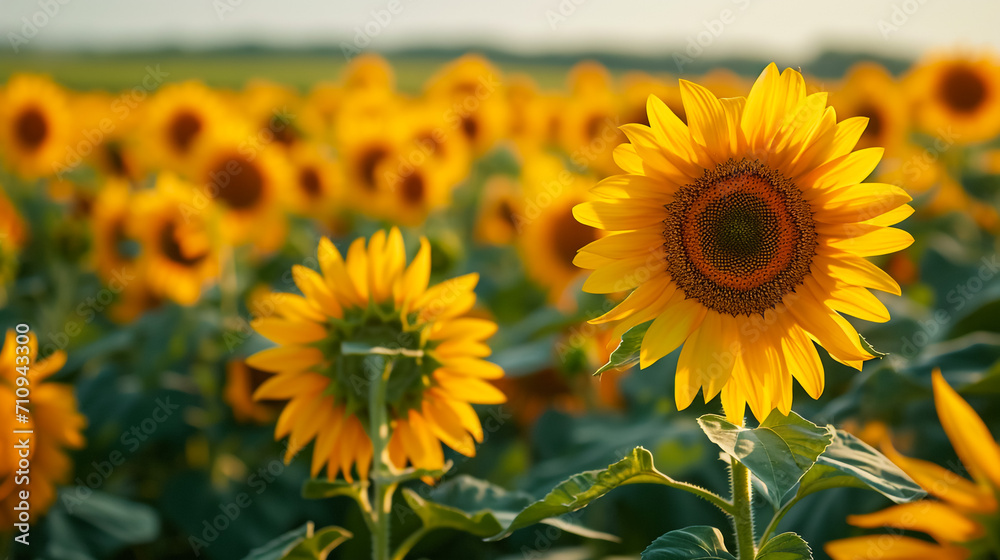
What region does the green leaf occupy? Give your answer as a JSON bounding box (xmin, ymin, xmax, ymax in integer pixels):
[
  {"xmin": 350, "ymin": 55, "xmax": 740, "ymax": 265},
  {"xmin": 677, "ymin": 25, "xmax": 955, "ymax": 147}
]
[
  {"xmin": 488, "ymin": 447, "xmax": 723, "ymax": 541},
  {"xmin": 640, "ymin": 526, "xmax": 736, "ymax": 560},
  {"xmin": 301, "ymin": 479, "xmax": 367, "ymax": 502},
  {"xmin": 788, "ymin": 429, "xmax": 925, "ymax": 506},
  {"xmin": 595, "ymin": 322, "xmax": 650, "ymax": 375},
  {"xmin": 243, "ymin": 523, "xmax": 310, "ymax": 560},
  {"xmin": 403, "ymin": 474, "xmax": 617, "ymax": 542},
  {"xmin": 282, "ymin": 526, "xmax": 353, "ymax": 560},
  {"xmin": 756, "ymin": 532, "xmax": 812, "ymax": 560},
  {"xmin": 698, "ymin": 411, "xmax": 833, "ymax": 508}
]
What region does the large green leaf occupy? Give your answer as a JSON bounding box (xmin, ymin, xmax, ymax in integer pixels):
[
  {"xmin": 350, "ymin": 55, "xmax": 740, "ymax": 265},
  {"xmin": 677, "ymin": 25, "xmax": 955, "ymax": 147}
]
[
  {"xmin": 242, "ymin": 522, "xmax": 352, "ymax": 560},
  {"xmin": 641, "ymin": 526, "xmax": 736, "ymax": 560},
  {"xmin": 698, "ymin": 411, "xmax": 833, "ymax": 508},
  {"xmin": 403, "ymin": 474, "xmax": 617, "ymax": 542},
  {"xmin": 595, "ymin": 322, "xmax": 650, "ymax": 375},
  {"xmin": 786, "ymin": 429, "xmax": 925, "ymax": 506},
  {"xmin": 756, "ymin": 532, "xmax": 812, "ymax": 560},
  {"xmin": 488, "ymin": 447, "xmax": 724, "ymax": 541}
]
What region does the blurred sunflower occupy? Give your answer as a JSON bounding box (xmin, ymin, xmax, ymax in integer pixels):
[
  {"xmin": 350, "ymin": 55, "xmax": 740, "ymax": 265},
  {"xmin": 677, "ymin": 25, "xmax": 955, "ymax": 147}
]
[
  {"xmin": 299, "ymin": 81, "xmax": 342, "ymax": 143},
  {"xmin": 378, "ymin": 158, "xmax": 452, "ymax": 227},
  {"xmin": 474, "ymin": 175, "xmax": 523, "ymax": 246},
  {"xmin": 247, "ymin": 229, "xmax": 505, "ymax": 480},
  {"xmin": 401, "ymin": 100, "xmax": 473, "ymax": 189},
  {"xmin": 574, "ymin": 64, "xmax": 913, "ymax": 423},
  {"xmin": 130, "ymin": 173, "xmax": 219, "ymax": 305},
  {"xmin": 194, "ymin": 128, "xmax": 289, "ymax": 252},
  {"xmin": 336, "ymin": 102, "xmax": 406, "ymax": 217},
  {"xmin": 520, "ymin": 154, "xmax": 600, "ymax": 306},
  {"xmin": 505, "ymin": 74, "xmax": 558, "ymax": 153},
  {"xmin": 237, "ymin": 80, "xmax": 303, "ymax": 147},
  {"xmin": 342, "ymin": 53, "xmax": 395, "ymax": 92},
  {"xmin": 906, "ymin": 52, "xmax": 1000, "ymax": 144},
  {"xmin": 0, "ymin": 330, "xmax": 87, "ymax": 527},
  {"xmin": 70, "ymin": 91, "xmax": 145, "ymax": 182},
  {"xmin": 90, "ymin": 179, "xmax": 139, "ymax": 283},
  {"xmin": 831, "ymin": 63, "xmax": 909, "ymax": 152},
  {"xmin": 424, "ymin": 54, "xmax": 508, "ymax": 155},
  {"xmin": 285, "ymin": 141, "xmax": 341, "ymax": 219},
  {"xmin": 827, "ymin": 370, "xmax": 1000, "ymax": 560},
  {"xmin": 0, "ymin": 74, "xmax": 73, "ymax": 179},
  {"xmin": 140, "ymin": 81, "xmax": 231, "ymax": 174},
  {"xmin": 559, "ymin": 66, "xmax": 625, "ymax": 175},
  {"xmin": 224, "ymin": 358, "xmax": 282, "ymax": 424}
]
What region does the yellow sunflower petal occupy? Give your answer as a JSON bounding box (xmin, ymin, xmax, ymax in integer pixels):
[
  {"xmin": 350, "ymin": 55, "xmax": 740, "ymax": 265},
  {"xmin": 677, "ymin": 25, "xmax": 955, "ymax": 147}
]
[
  {"xmin": 246, "ymin": 346, "xmax": 325, "ymax": 373},
  {"xmin": 847, "ymin": 501, "xmax": 984, "ymax": 544},
  {"xmin": 639, "ymin": 295, "xmax": 706, "ymax": 368},
  {"xmin": 825, "ymin": 536, "xmax": 967, "ymax": 560},
  {"xmin": 933, "ymin": 369, "xmax": 1000, "ymax": 489}
]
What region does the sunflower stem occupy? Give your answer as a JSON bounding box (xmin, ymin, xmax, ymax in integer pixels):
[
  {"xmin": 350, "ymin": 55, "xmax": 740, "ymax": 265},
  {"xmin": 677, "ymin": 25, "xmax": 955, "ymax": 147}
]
[
  {"xmin": 730, "ymin": 457, "xmax": 757, "ymax": 560},
  {"xmin": 369, "ymin": 358, "xmax": 396, "ymax": 560}
]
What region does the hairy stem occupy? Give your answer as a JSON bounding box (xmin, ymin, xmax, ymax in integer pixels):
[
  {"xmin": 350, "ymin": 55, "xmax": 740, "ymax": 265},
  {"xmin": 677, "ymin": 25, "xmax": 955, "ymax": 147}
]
[
  {"xmin": 369, "ymin": 359, "xmax": 396, "ymax": 560},
  {"xmin": 730, "ymin": 458, "xmax": 756, "ymax": 560}
]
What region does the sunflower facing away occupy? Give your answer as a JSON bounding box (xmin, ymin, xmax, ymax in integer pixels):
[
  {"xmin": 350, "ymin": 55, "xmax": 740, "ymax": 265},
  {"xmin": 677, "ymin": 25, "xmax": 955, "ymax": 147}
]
[
  {"xmin": 573, "ymin": 64, "xmax": 914, "ymax": 423},
  {"xmin": 827, "ymin": 370, "xmax": 1000, "ymax": 560},
  {"xmin": 0, "ymin": 330, "xmax": 87, "ymax": 527},
  {"xmin": 247, "ymin": 228, "xmax": 505, "ymax": 481}
]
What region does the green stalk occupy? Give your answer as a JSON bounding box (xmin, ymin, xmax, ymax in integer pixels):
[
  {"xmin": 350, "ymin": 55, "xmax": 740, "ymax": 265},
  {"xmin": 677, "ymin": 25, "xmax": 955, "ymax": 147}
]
[
  {"xmin": 369, "ymin": 359, "xmax": 397, "ymax": 560},
  {"xmin": 730, "ymin": 458, "xmax": 757, "ymax": 560}
]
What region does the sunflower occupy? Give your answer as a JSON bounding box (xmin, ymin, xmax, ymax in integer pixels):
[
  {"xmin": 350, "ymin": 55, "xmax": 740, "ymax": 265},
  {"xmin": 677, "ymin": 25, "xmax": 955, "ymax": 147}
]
[
  {"xmin": 827, "ymin": 370, "xmax": 1000, "ymax": 560},
  {"xmin": 0, "ymin": 330, "xmax": 87, "ymax": 527},
  {"xmin": 521, "ymin": 154, "xmax": 601, "ymax": 306},
  {"xmin": 377, "ymin": 156, "xmax": 452, "ymax": 227},
  {"xmin": 906, "ymin": 52, "xmax": 1000, "ymax": 144},
  {"xmin": 129, "ymin": 173, "xmax": 219, "ymax": 305},
  {"xmin": 285, "ymin": 141, "xmax": 341, "ymax": 219},
  {"xmin": 299, "ymin": 82, "xmax": 342, "ymax": 143},
  {"xmin": 335, "ymin": 97, "xmax": 407, "ymax": 217},
  {"xmin": 505, "ymin": 74, "xmax": 557, "ymax": 154},
  {"xmin": 342, "ymin": 53, "xmax": 395, "ymax": 92},
  {"xmin": 193, "ymin": 126, "xmax": 289, "ymax": 252},
  {"xmin": 139, "ymin": 81, "xmax": 232, "ymax": 174},
  {"xmin": 237, "ymin": 80, "xmax": 303, "ymax": 147},
  {"xmin": 400, "ymin": 99, "xmax": 473, "ymax": 189},
  {"xmin": 247, "ymin": 229, "xmax": 505, "ymax": 480},
  {"xmin": 573, "ymin": 64, "xmax": 914, "ymax": 423},
  {"xmin": 474, "ymin": 175, "xmax": 523, "ymax": 246},
  {"xmin": 558, "ymin": 67, "xmax": 625, "ymax": 176},
  {"xmin": 0, "ymin": 74, "xmax": 74, "ymax": 179},
  {"xmin": 830, "ymin": 63, "xmax": 909, "ymax": 152},
  {"xmin": 424, "ymin": 55, "xmax": 508, "ymax": 155},
  {"xmin": 90, "ymin": 179, "xmax": 139, "ymax": 284},
  {"xmin": 224, "ymin": 358, "xmax": 282, "ymax": 424}
]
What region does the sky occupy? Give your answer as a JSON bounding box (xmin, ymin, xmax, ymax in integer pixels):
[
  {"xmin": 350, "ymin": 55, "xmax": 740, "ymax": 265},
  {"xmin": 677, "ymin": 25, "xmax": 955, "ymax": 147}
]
[{"xmin": 2, "ymin": 0, "xmax": 998, "ymax": 62}]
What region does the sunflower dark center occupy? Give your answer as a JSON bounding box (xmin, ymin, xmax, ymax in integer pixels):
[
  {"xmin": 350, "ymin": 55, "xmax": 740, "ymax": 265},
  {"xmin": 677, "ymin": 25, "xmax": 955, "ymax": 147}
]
[
  {"xmin": 939, "ymin": 65, "xmax": 987, "ymax": 113},
  {"xmin": 664, "ymin": 158, "xmax": 817, "ymax": 316},
  {"xmin": 400, "ymin": 173, "xmax": 425, "ymax": 205},
  {"xmin": 159, "ymin": 221, "xmax": 207, "ymax": 266},
  {"xmin": 298, "ymin": 167, "xmax": 322, "ymax": 198},
  {"xmin": 460, "ymin": 116, "xmax": 479, "ymax": 142},
  {"xmin": 553, "ymin": 207, "xmax": 598, "ymax": 267},
  {"xmin": 358, "ymin": 146, "xmax": 388, "ymax": 190},
  {"xmin": 498, "ymin": 199, "xmax": 518, "ymax": 228},
  {"xmin": 212, "ymin": 155, "xmax": 264, "ymax": 210},
  {"xmin": 15, "ymin": 106, "xmax": 48, "ymax": 151},
  {"xmin": 855, "ymin": 103, "xmax": 883, "ymax": 140},
  {"xmin": 168, "ymin": 111, "xmax": 202, "ymax": 155}
]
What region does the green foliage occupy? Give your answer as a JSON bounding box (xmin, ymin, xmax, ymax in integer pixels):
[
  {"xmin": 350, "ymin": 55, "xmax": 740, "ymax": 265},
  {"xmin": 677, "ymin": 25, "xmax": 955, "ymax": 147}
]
[
  {"xmin": 242, "ymin": 523, "xmax": 352, "ymax": 560},
  {"xmin": 640, "ymin": 526, "xmax": 735, "ymax": 560},
  {"xmin": 698, "ymin": 411, "xmax": 833, "ymax": 508},
  {"xmin": 595, "ymin": 322, "xmax": 650, "ymax": 375},
  {"xmin": 755, "ymin": 533, "xmax": 812, "ymax": 560}
]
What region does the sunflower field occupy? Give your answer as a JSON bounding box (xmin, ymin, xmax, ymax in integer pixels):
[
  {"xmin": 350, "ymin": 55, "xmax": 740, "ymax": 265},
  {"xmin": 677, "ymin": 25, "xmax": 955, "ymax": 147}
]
[{"xmin": 3, "ymin": 35, "xmax": 1000, "ymax": 560}]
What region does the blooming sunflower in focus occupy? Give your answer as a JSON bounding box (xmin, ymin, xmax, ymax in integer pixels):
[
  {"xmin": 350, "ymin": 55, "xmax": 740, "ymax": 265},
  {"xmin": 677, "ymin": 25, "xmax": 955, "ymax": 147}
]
[
  {"xmin": 0, "ymin": 74, "xmax": 73, "ymax": 179},
  {"xmin": 574, "ymin": 64, "xmax": 913, "ymax": 423},
  {"xmin": 247, "ymin": 229, "xmax": 505, "ymax": 480},
  {"xmin": 906, "ymin": 52, "xmax": 1000, "ymax": 144},
  {"xmin": 827, "ymin": 370, "xmax": 1000, "ymax": 560},
  {"xmin": 0, "ymin": 330, "xmax": 87, "ymax": 526},
  {"xmin": 130, "ymin": 173, "xmax": 219, "ymax": 305}
]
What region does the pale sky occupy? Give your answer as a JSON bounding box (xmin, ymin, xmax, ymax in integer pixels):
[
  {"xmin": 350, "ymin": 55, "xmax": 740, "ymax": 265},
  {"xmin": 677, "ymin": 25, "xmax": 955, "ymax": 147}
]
[{"xmin": 1, "ymin": 0, "xmax": 998, "ymax": 62}]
